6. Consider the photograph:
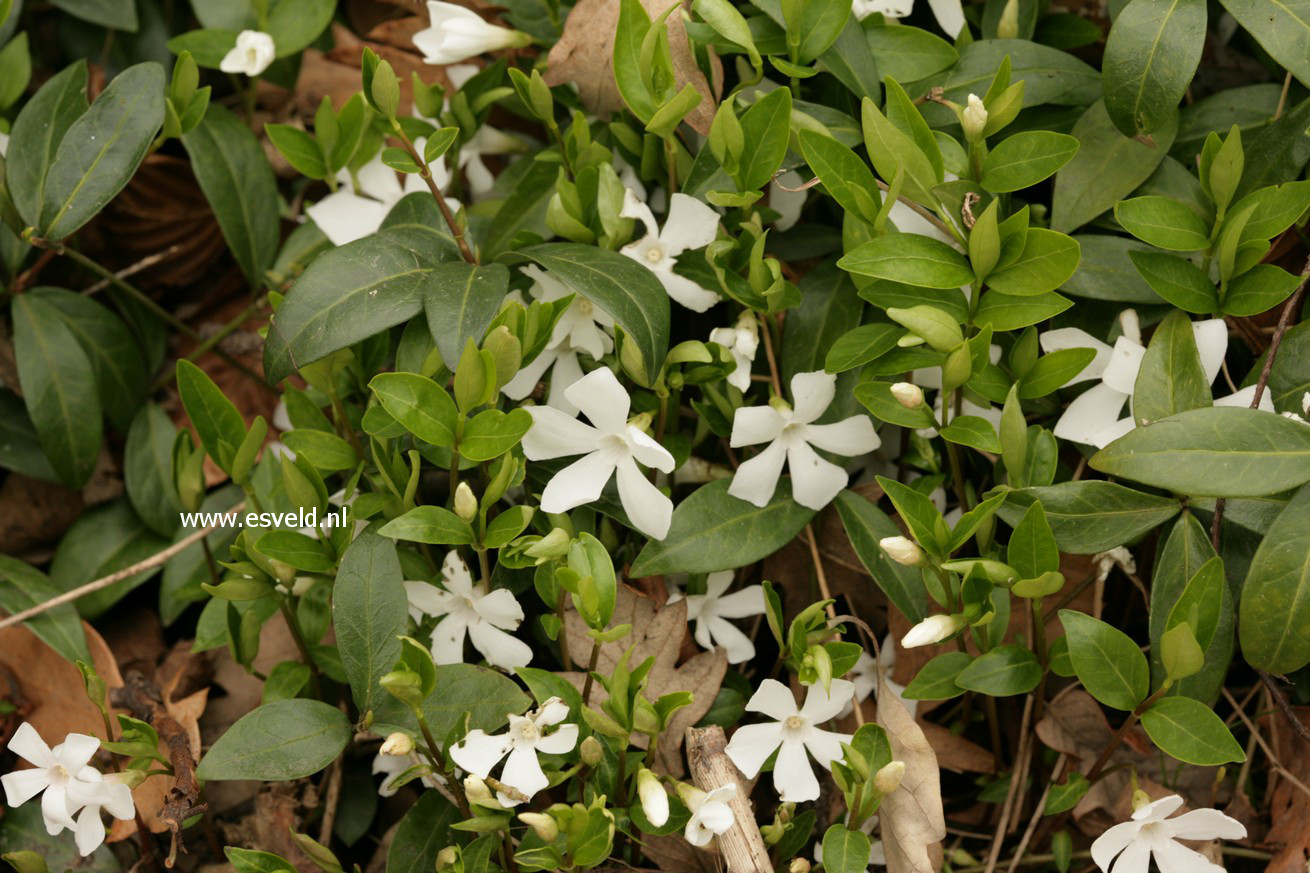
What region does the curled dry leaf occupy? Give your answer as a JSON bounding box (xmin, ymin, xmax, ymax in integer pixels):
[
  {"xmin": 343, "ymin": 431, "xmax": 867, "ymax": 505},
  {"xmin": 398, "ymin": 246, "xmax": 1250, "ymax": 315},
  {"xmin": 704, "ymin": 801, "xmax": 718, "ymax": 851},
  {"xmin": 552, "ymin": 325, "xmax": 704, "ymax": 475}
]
[
  {"xmin": 544, "ymin": 0, "xmax": 721, "ymax": 135},
  {"xmin": 877, "ymin": 672, "xmax": 946, "ymax": 873},
  {"xmin": 1264, "ymin": 707, "xmax": 1310, "ymax": 873},
  {"xmin": 563, "ymin": 585, "xmax": 726, "ymax": 776}
]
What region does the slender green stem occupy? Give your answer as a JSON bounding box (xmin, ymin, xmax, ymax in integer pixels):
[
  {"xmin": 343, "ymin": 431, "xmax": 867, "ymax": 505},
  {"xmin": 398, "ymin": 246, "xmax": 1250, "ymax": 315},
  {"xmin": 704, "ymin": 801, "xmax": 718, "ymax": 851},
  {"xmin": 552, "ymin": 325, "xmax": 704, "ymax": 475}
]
[
  {"xmin": 556, "ymin": 598, "xmax": 572, "ymax": 669},
  {"xmin": 580, "ymin": 639, "xmax": 602, "ymax": 705},
  {"xmin": 418, "ymin": 714, "xmax": 472, "ymax": 818},
  {"xmin": 278, "ymin": 600, "xmax": 322, "ymax": 698},
  {"xmin": 391, "ymin": 123, "xmax": 477, "ymax": 264}
]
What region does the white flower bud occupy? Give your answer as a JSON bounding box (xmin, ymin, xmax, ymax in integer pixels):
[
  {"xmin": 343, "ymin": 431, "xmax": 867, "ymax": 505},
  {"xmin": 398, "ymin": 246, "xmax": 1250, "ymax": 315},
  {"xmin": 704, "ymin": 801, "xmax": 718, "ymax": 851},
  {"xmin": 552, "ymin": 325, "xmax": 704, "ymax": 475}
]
[
  {"xmin": 290, "ymin": 576, "xmax": 316, "ymax": 597},
  {"xmin": 637, "ymin": 769, "xmax": 669, "ymax": 827},
  {"xmin": 901, "ymin": 614, "xmax": 966, "ymax": 648},
  {"xmin": 962, "ymin": 94, "xmax": 988, "ymax": 142},
  {"xmin": 380, "ymin": 732, "xmax": 414, "ymax": 757},
  {"xmin": 464, "ymin": 775, "xmax": 498, "ymax": 808},
  {"xmin": 880, "ymin": 536, "xmax": 923, "ymax": 567},
  {"xmin": 518, "ymin": 811, "xmax": 559, "ymax": 842},
  {"xmin": 580, "ymin": 735, "xmax": 604, "ymax": 766},
  {"xmin": 454, "ymin": 481, "xmax": 478, "ymax": 521},
  {"xmin": 790, "ymin": 859, "xmax": 812, "ymax": 873},
  {"xmin": 436, "ymin": 846, "xmax": 459, "ymax": 870},
  {"xmin": 890, "ymin": 382, "xmax": 925, "ymax": 409},
  {"xmin": 875, "ymin": 760, "xmax": 905, "ymax": 794}
]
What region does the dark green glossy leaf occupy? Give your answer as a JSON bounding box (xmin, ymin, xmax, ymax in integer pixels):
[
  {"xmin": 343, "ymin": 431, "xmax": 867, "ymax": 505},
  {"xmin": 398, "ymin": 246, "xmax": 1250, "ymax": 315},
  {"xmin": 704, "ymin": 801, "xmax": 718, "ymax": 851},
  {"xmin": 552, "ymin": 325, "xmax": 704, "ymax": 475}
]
[
  {"xmin": 0, "ymin": 555, "xmax": 90, "ymax": 663},
  {"xmin": 996, "ymin": 482, "xmax": 1180, "ymax": 554},
  {"xmin": 1239, "ymin": 483, "xmax": 1310, "ymax": 674},
  {"xmin": 196, "ymin": 699, "xmax": 351, "ymax": 781},
  {"xmin": 1059, "ymin": 609, "xmax": 1149, "ymax": 710},
  {"xmin": 334, "ymin": 530, "xmax": 408, "ymax": 717},
  {"xmin": 424, "ymin": 261, "xmax": 511, "ymax": 370},
  {"xmin": 1102, "ymin": 0, "xmax": 1206, "ymax": 138},
  {"xmin": 834, "ymin": 489, "xmax": 927, "ymax": 623}
]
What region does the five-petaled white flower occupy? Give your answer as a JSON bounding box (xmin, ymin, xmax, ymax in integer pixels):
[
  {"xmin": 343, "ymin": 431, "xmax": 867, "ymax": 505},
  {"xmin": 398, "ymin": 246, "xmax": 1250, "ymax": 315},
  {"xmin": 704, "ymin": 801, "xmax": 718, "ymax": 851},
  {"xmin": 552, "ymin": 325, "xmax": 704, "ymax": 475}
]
[
  {"xmin": 850, "ymin": 0, "xmax": 965, "ymax": 38},
  {"xmin": 450, "ymin": 697, "xmax": 579, "ymax": 806},
  {"xmin": 1041, "ymin": 309, "xmax": 1264, "ymax": 448},
  {"xmin": 621, "ymin": 189, "xmax": 722, "ymax": 312},
  {"xmin": 405, "ymin": 550, "xmax": 533, "ymax": 671},
  {"xmin": 680, "ymin": 783, "xmax": 738, "ymax": 847},
  {"xmin": 725, "ymin": 678, "xmax": 855, "ymax": 802},
  {"xmin": 709, "ymin": 313, "xmax": 761, "ymax": 392},
  {"xmin": 728, "ymin": 371, "xmax": 880, "ymax": 510},
  {"xmin": 667, "ymin": 571, "xmax": 767, "ymax": 664},
  {"xmin": 220, "ymin": 30, "xmax": 276, "ymax": 77},
  {"xmin": 413, "ymin": 1, "xmax": 530, "ymax": 65},
  {"xmin": 521, "ymin": 367, "xmax": 676, "ymax": 539},
  {"xmin": 1092, "ymin": 794, "xmax": 1245, "ymax": 873},
  {"xmin": 2, "ymin": 723, "xmax": 135, "ymax": 856},
  {"xmin": 503, "ymin": 266, "xmax": 615, "ymax": 416}
]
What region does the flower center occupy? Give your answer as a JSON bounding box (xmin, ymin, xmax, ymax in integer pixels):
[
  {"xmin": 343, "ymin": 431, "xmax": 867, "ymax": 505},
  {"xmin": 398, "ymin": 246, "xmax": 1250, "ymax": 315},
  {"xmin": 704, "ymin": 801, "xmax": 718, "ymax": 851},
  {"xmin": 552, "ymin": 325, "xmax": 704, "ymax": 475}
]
[
  {"xmin": 519, "ymin": 721, "xmax": 540, "ymax": 741},
  {"xmin": 784, "ymin": 715, "xmax": 806, "ymax": 731},
  {"xmin": 577, "ymin": 298, "xmax": 593, "ymax": 315},
  {"xmin": 597, "ymin": 432, "xmax": 630, "ymax": 461},
  {"xmin": 645, "ymin": 244, "xmax": 665, "ymax": 264},
  {"xmin": 49, "ymin": 764, "xmax": 70, "ymax": 784}
]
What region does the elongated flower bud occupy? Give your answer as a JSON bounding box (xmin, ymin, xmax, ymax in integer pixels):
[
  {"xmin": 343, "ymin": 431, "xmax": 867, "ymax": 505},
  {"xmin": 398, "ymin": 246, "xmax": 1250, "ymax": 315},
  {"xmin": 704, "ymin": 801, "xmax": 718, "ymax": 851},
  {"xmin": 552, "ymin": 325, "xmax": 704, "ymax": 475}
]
[
  {"xmin": 880, "ymin": 536, "xmax": 923, "ymax": 567},
  {"xmin": 637, "ymin": 769, "xmax": 669, "ymax": 827},
  {"xmin": 875, "ymin": 760, "xmax": 905, "ymax": 794},
  {"xmin": 901, "ymin": 614, "xmax": 966, "ymax": 648},
  {"xmin": 518, "ymin": 812, "xmax": 559, "ymax": 841},
  {"xmin": 580, "ymin": 735, "xmax": 604, "ymax": 766},
  {"xmin": 963, "ymin": 94, "xmax": 988, "ymax": 142},
  {"xmin": 454, "ymin": 481, "xmax": 478, "ymax": 521}
]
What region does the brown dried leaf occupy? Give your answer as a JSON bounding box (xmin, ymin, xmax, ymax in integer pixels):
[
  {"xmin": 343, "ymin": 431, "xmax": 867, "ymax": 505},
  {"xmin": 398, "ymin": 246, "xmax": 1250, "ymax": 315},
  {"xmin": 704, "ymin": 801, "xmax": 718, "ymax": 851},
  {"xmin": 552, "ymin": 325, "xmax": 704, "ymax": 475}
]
[
  {"xmin": 877, "ymin": 672, "xmax": 945, "ymax": 873},
  {"xmin": 562, "ymin": 585, "xmax": 726, "ymax": 776},
  {"xmin": 1265, "ymin": 707, "xmax": 1310, "ymax": 873},
  {"xmin": 544, "ymin": 0, "xmax": 721, "ymax": 135}
]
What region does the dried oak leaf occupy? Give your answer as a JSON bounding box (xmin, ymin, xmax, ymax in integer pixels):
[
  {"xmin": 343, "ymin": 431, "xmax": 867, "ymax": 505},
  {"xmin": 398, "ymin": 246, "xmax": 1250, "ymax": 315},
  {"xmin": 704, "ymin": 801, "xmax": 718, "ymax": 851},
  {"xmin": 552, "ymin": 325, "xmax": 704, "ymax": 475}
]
[
  {"xmin": 877, "ymin": 672, "xmax": 946, "ymax": 873},
  {"xmin": 562, "ymin": 585, "xmax": 726, "ymax": 777},
  {"xmin": 544, "ymin": 0, "xmax": 721, "ymax": 135},
  {"xmin": 1265, "ymin": 707, "xmax": 1310, "ymax": 873}
]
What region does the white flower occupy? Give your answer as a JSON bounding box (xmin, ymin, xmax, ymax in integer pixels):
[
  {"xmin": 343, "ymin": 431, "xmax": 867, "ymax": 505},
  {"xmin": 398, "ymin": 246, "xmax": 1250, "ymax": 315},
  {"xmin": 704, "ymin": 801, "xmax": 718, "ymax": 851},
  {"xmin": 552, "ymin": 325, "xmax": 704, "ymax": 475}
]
[
  {"xmin": 710, "ymin": 313, "xmax": 761, "ymax": 392},
  {"xmin": 667, "ymin": 571, "xmax": 767, "ymax": 664},
  {"xmin": 502, "ymin": 266, "xmax": 615, "ymax": 416},
  {"xmin": 1092, "ymin": 795, "xmax": 1245, "ymax": 873},
  {"xmin": 728, "ymin": 371, "xmax": 880, "ymax": 510},
  {"xmin": 680, "ymin": 783, "xmax": 737, "ymax": 846},
  {"xmin": 901, "ymin": 614, "xmax": 965, "ymax": 648},
  {"xmin": 306, "ymin": 152, "xmax": 429, "ymax": 246},
  {"xmin": 850, "ymin": 0, "xmax": 964, "ymax": 37},
  {"xmin": 621, "ymin": 189, "xmax": 722, "ymax": 312},
  {"xmin": 413, "ymin": 1, "xmax": 530, "ymax": 65},
  {"xmin": 880, "ymin": 536, "xmax": 922, "ymax": 566},
  {"xmin": 1041, "ymin": 310, "xmax": 1262, "ymax": 448},
  {"xmin": 220, "ymin": 30, "xmax": 275, "ymax": 77},
  {"xmin": 2, "ymin": 723, "xmax": 134, "ymax": 856},
  {"xmin": 838, "ymin": 636, "xmax": 915, "ymax": 719},
  {"xmin": 405, "ymin": 550, "xmax": 533, "ymax": 671},
  {"xmin": 449, "ymin": 697, "xmax": 579, "ymax": 806},
  {"xmin": 637, "ymin": 769, "xmax": 669, "ymax": 827},
  {"xmin": 521, "ymin": 367, "xmax": 676, "ymax": 539},
  {"xmin": 371, "ymin": 750, "xmax": 441, "ymax": 798},
  {"xmin": 725, "ymin": 678, "xmax": 855, "ymax": 802}
]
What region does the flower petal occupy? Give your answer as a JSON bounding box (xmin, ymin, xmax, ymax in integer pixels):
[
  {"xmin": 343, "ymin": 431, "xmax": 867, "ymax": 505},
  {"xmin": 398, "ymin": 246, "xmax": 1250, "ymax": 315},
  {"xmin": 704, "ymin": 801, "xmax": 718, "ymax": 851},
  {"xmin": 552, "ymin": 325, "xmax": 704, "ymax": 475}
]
[
  {"xmin": 705, "ymin": 615, "xmax": 757, "ymax": 664},
  {"xmin": 1214, "ymin": 385, "xmax": 1275, "ymax": 411},
  {"xmin": 57, "ymin": 734, "xmax": 101, "ymax": 773},
  {"xmin": 801, "ymin": 727, "xmax": 850, "ymax": 772},
  {"xmin": 536, "ymin": 699, "xmax": 570, "ymax": 727},
  {"xmin": 8, "ymin": 722, "xmax": 55, "ymax": 768},
  {"xmin": 405, "ymin": 580, "xmax": 454, "ymax": 623},
  {"xmin": 474, "ymin": 589, "xmax": 525, "ymax": 630},
  {"xmin": 500, "ymin": 744, "xmax": 549, "ymax": 803},
  {"xmin": 615, "ymin": 457, "xmax": 673, "ymax": 540},
  {"xmin": 1052, "ymin": 383, "xmax": 1130, "ymax": 446},
  {"xmin": 450, "ymin": 730, "xmax": 512, "ymax": 778},
  {"xmin": 1090, "ymin": 821, "xmax": 1139, "ymax": 873},
  {"xmin": 786, "ymin": 440, "xmax": 850, "ymax": 511},
  {"xmin": 727, "ymin": 438, "xmax": 788, "ymax": 508},
  {"xmin": 430, "ymin": 615, "xmax": 469, "ymax": 664},
  {"xmin": 801, "ymin": 678, "xmax": 856, "ymax": 723},
  {"xmin": 467, "ymin": 621, "xmax": 534, "ymax": 671},
  {"xmin": 1040, "ymin": 328, "xmax": 1113, "ymax": 382},
  {"xmin": 730, "ymin": 406, "xmax": 786, "ymax": 447},
  {"xmin": 627, "ymin": 426, "xmax": 676, "ymax": 473},
  {"xmin": 535, "ymin": 723, "xmax": 579, "ymax": 756},
  {"xmin": 697, "ymin": 799, "xmax": 735, "ymax": 834},
  {"xmin": 1101, "ymin": 337, "xmax": 1146, "ymax": 395},
  {"xmin": 925, "ymin": 0, "xmax": 966, "ymax": 36},
  {"xmin": 888, "ymin": 201, "xmax": 958, "ymax": 247},
  {"xmin": 1, "ymin": 769, "xmax": 50, "ymax": 807},
  {"xmin": 41, "ymin": 782, "xmax": 75, "ymax": 833},
  {"xmin": 544, "ymin": 348, "xmax": 585, "ymax": 416},
  {"xmin": 619, "ymin": 188, "xmax": 659, "ymax": 237},
  {"xmin": 745, "ymin": 678, "xmax": 800, "ymax": 720},
  {"xmin": 1150, "ymin": 836, "xmax": 1223, "ymax": 873},
  {"xmin": 804, "ymin": 416, "xmax": 880, "ymax": 456},
  {"xmin": 442, "ymin": 551, "xmax": 475, "ymax": 596},
  {"xmin": 660, "ymin": 193, "xmax": 721, "ymax": 256},
  {"xmin": 773, "ymin": 737, "xmax": 821, "ymax": 802},
  {"xmin": 1108, "ymin": 836, "xmax": 1151, "ymax": 873},
  {"xmin": 1165, "ymin": 808, "xmax": 1247, "ymax": 841},
  {"xmin": 566, "ymin": 366, "xmax": 631, "ymax": 434},
  {"xmin": 539, "ymin": 451, "xmax": 616, "ymax": 514},
  {"xmin": 771, "ymin": 171, "xmax": 807, "ymax": 231},
  {"xmin": 658, "ymin": 271, "xmax": 722, "ymax": 312},
  {"xmin": 790, "ymin": 371, "xmax": 837, "ymax": 424},
  {"xmin": 1192, "ymin": 319, "xmax": 1228, "ymax": 384},
  {"xmin": 501, "ymin": 344, "xmax": 558, "ymax": 401},
  {"xmin": 74, "ymin": 806, "xmax": 106, "ymax": 856},
  {"xmin": 724, "ymin": 722, "xmax": 784, "ymax": 778},
  {"xmin": 305, "ymin": 191, "xmax": 390, "ymax": 247},
  {"xmin": 522, "ymin": 406, "xmax": 600, "ymax": 460},
  {"xmin": 705, "ymin": 570, "xmax": 734, "ymax": 598},
  {"xmin": 714, "ymin": 585, "xmax": 766, "ymax": 619}
]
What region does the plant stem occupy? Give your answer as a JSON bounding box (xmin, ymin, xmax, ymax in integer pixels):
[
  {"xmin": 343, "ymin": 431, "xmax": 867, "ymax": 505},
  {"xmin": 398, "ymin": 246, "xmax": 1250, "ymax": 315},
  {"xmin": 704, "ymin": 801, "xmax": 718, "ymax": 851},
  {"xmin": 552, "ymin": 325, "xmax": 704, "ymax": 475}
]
[
  {"xmin": 279, "ymin": 599, "xmax": 323, "ymax": 698},
  {"xmin": 418, "ymin": 714, "xmax": 472, "ymax": 818},
  {"xmin": 392, "ymin": 124, "xmax": 477, "ymax": 264},
  {"xmin": 1030, "ymin": 597, "xmax": 1047, "ymax": 724},
  {"xmin": 581, "ymin": 639, "xmax": 602, "ymax": 705},
  {"xmin": 665, "ymin": 136, "xmax": 678, "ymax": 196},
  {"xmin": 556, "ymin": 598, "xmax": 572, "ymax": 668}
]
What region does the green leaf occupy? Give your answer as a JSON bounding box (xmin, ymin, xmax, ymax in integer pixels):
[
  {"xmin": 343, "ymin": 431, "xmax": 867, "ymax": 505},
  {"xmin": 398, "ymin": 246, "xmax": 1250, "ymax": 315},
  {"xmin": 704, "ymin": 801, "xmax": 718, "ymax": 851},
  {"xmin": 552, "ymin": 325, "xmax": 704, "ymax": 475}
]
[
  {"xmin": 799, "ymin": 129, "xmax": 881, "ymax": 225},
  {"xmin": 183, "ymin": 104, "xmax": 282, "ymax": 287},
  {"xmin": 379, "ymin": 506, "xmax": 475, "ymax": 546},
  {"xmin": 825, "ymin": 323, "xmax": 901, "ymax": 374},
  {"xmin": 980, "ymin": 131, "xmax": 1079, "ymax": 192},
  {"xmin": 49, "ymin": 0, "xmax": 136, "ymax": 29},
  {"xmin": 1018, "ymin": 348, "xmax": 1097, "ymax": 398},
  {"xmin": 334, "ymin": 530, "xmax": 409, "ymax": 718},
  {"xmin": 820, "ymin": 825, "xmax": 872, "ymax": 873},
  {"xmin": 176, "ymin": 359, "xmax": 246, "ymax": 473},
  {"xmin": 996, "ymin": 482, "xmax": 1181, "ymax": 554},
  {"xmin": 41, "ymin": 62, "xmax": 163, "ymax": 240},
  {"xmin": 1059, "ymin": 610, "xmax": 1149, "ymax": 710},
  {"xmin": 369, "ymin": 372, "xmax": 458, "ymax": 447},
  {"xmin": 265, "ymin": 124, "xmax": 327, "ymax": 179},
  {"xmin": 1269, "ymin": 321, "xmax": 1310, "ymax": 414},
  {"xmin": 630, "ymin": 478, "xmax": 815, "ymax": 576},
  {"xmin": 0, "ymin": 556, "xmax": 90, "ymax": 663},
  {"xmin": 1140, "ymin": 696, "xmax": 1246, "ymax": 765},
  {"xmin": 461, "ymin": 409, "xmax": 533, "ymax": 462},
  {"xmin": 281, "ymin": 430, "xmax": 358, "ymax": 472},
  {"xmin": 737, "ymin": 87, "xmax": 793, "ymax": 191},
  {"xmin": 877, "ymin": 476, "xmax": 946, "ymax": 554},
  {"xmin": 1127, "ymin": 250, "xmax": 1218, "ymax": 313},
  {"xmin": 196, "ymin": 701, "xmax": 349, "ymax": 782},
  {"xmin": 955, "ymin": 645, "xmax": 1042, "ymax": 696},
  {"xmin": 940, "ymin": 416, "xmax": 1002, "ymax": 453},
  {"xmin": 1239, "ymin": 483, "xmax": 1310, "ymax": 673},
  {"xmin": 0, "ymin": 31, "xmax": 30, "ymax": 113},
  {"xmin": 1114, "ymin": 196, "xmax": 1211, "ymax": 251},
  {"xmin": 1223, "ymin": 264, "xmax": 1304, "ymax": 317},
  {"xmin": 1090, "ymin": 406, "xmax": 1310, "ymax": 497},
  {"xmin": 1064, "ymin": 235, "xmax": 1166, "ymax": 304},
  {"xmin": 424, "ymin": 262, "xmax": 511, "ymax": 371},
  {"xmin": 929, "ymin": 39, "xmax": 1101, "ymax": 113},
  {"xmin": 512, "ymin": 243, "xmax": 671, "ymax": 384},
  {"xmin": 985, "ymin": 229, "xmax": 1081, "ymax": 297},
  {"xmin": 374, "ymin": 663, "xmax": 531, "ymax": 739},
  {"xmin": 1132, "ymin": 309, "xmax": 1212, "ymax": 426},
  {"xmin": 1045, "ymin": 773, "xmax": 1091, "ymax": 814},
  {"xmin": 50, "ymin": 499, "xmax": 170, "ymax": 619},
  {"xmin": 124, "ymin": 404, "xmax": 183, "ymax": 537},
  {"xmin": 838, "ymin": 234, "xmax": 974, "ymax": 289},
  {"xmin": 11, "ymin": 294, "xmax": 102, "ymax": 488},
  {"xmin": 386, "ymin": 792, "xmax": 462, "ymax": 873},
  {"xmin": 0, "ymin": 390, "xmax": 56, "ymax": 481},
  {"xmin": 1102, "ymin": 0, "xmax": 1206, "ymax": 139},
  {"xmin": 4, "ymin": 60, "xmax": 88, "ymax": 228},
  {"xmin": 902, "ymin": 651, "xmax": 972, "ymax": 700},
  {"xmin": 834, "ymin": 489, "xmax": 927, "ymax": 623},
  {"xmin": 1007, "ymin": 500, "xmax": 1059, "ymax": 579},
  {"xmin": 1218, "ymin": 0, "xmax": 1310, "ymax": 91},
  {"xmin": 256, "ymin": 531, "xmax": 332, "ymax": 573},
  {"xmin": 866, "ymin": 24, "xmax": 957, "ymax": 82},
  {"xmin": 974, "ymin": 290, "xmax": 1072, "ymax": 331},
  {"xmin": 225, "ymin": 848, "xmax": 296, "ymax": 873},
  {"xmin": 860, "ymin": 96, "xmax": 941, "ymax": 207},
  {"xmin": 265, "ymin": 0, "xmax": 335, "ymax": 56},
  {"xmin": 1053, "ymin": 100, "xmax": 1176, "ymax": 233}
]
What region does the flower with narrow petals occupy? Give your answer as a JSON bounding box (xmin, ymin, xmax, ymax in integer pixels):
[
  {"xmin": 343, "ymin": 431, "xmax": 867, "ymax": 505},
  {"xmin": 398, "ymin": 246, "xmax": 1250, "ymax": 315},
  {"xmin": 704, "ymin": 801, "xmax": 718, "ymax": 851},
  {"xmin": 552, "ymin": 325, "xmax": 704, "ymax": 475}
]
[
  {"xmin": 621, "ymin": 189, "xmax": 722, "ymax": 312},
  {"xmin": 725, "ymin": 679, "xmax": 855, "ymax": 802},
  {"xmin": 405, "ymin": 550, "xmax": 533, "ymax": 671},
  {"xmin": 2, "ymin": 723, "xmax": 134, "ymax": 856},
  {"xmin": 901, "ymin": 614, "xmax": 966, "ymax": 648},
  {"xmin": 413, "ymin": 1, "xmax": 531, "ymax": 65},
  {"xmin": 502, "ymin": 266, "xmax": 615, "ymax": 416},
  {"xmin": 728, "ymin": 371, "xmax": 880, "ymax": 510},
  {"xmin": 710, "ymin": 313, "xmax": 761, "ymax": 392},
  {"xmin": 220, "ymin": 30, "xmax": 275, "ymax": 76},
  {"xmin": 449, "ymin": 698, "xmax": 579, "ymax": 806},
  {"xmin": 668, "ymin": 571, "xmax": 767, "ymax": 664},
  {"xmin": 678, "ymin": 782, "xmax": 737, "ymax": 846},
  {"xmin": 521, "ymin": 367, "xmax": 676, "ymax": 539},
  {"xmin": 1092, "ymin": 794, "xmax": 1245, "ymax": 873},
  {"xmin": 850, "ymin": 0, "xmax": 965, "ymax": 37}
]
